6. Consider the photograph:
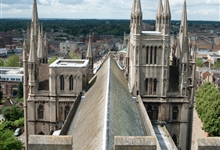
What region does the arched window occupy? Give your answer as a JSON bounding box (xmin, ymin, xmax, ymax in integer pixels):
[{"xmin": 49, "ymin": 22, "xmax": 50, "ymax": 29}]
[
  {"xmin": 65, "ymin": 106, "xmax": 70, "ymax": 119},
  {"xmin": 147, "ymin": 105, "xmax": 153, "ymax": 119},
  {"xmin": 145, "ymin": 78, "xmax": 148, "ymax": 92},
  {"xmin": 154, "ymin": 47, "xmax": 157, "ymax": 64},
  {"xmin": 38, "ymin": 105, "xmax": 44, "ymax": 119},
  {"xmin": 146, "ymin": 46, "xmax": 149, "ymax": 64},
  {"xmin": 69, "ymin": 75, "xmax": 74, "ymax": 91},
  {"xmin": 60, "ymin": 75, "xmax": 64, "ymax": 90},
  {"xmin": 172, "ymin": 105, "xmax": 179, "ymax": 120},
  {"xmin": 38, "ymin": 132, "xmax": 45, "ymax": 135},
  {"xmin": 172, "ymin": 134, "xmax": 178, "ymax": 146},
  {"xmin": 150, "ymin": 46, "xmax": 153, "ymax": 64}
]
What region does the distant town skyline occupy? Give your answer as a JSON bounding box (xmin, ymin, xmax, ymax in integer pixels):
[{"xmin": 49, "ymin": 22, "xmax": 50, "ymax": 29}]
[{"xmin": 0, "ymin": 0, "xmax": 219, "ymax": 21}]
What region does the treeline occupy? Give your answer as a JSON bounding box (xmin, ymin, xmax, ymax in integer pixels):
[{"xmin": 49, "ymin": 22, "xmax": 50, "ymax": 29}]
[{"xmin": 0, "ymin": 19, "xmax": 219, "ymax": 36}]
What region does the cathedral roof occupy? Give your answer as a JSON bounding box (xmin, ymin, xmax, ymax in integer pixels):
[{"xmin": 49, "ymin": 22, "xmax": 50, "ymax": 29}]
[{"xmin": 67, "ymin": 57, "xmax": 146, "ymax": 149}]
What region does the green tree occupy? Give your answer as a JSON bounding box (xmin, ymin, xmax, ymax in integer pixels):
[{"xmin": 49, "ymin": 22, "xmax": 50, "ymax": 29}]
[
  {"xmin": 196, "ymin": 58, "xmax": 203, "ymax": 67},
  {"xmin": 48, "ymin": 56, "xmax": 58, "ymax": 65},
  {"xmin": 0, "ymin": 123, "xmax": 23, "ymax": 150},
  {"xmin": 196, "ymin": 82, "xmax": 220, "ymax": 136},
  {"xmin": 69, "ymin": 51, "xmax": 80, "ymax": 59},
  {"xmin": 4, "ymin": 54, "xmax": 19, "ymax": 67},
  {"xmin": 2, "ymin": 106, "xmax": 23, "ymax": 121},
  {"xmin": 213, "ymin": 61, "xmax": 220, "ymax": 69},
  {"xmin": 0, "ymin": 58, "xmax": 4, "ymax": 66},
  {"xmin": 17, "ymin": 82, "xmax": 23, "ymax": 99}
]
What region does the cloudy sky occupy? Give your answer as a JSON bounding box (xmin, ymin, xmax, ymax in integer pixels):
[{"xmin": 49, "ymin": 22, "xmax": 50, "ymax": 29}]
[{"xmin": 0, "ymin": 0, "xmax": 219, "ymax": 21}]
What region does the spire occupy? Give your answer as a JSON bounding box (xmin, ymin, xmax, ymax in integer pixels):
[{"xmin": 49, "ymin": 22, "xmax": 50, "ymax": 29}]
[
  {"xmin": 29, "ymin": 34, "xmax": 37, "ymax": 62},
  {"xmin": 126, "ymin": 41, "xmax": 130, "ymax": 58},
  {"xmin": 163, "ymin": 0, "xmax": 171, "ymax": 15},
  {"xmin": 131, "ymin": 0, "xmax": 136, "ymax": 14},
  {"xmin": 37, "ymin": 24, "xmax": 44, "ymax": 59},
  {"xmin": 86, "ymin": 36, "xmax": 93, "ymax": 58},
  {"xmin": 179, "ymin": 0, "xmax": 189, "ymax": 63},
  {"xmin": 180, "ymin": 0, "xmax": 188, "ymax": 38},
  {"xmin": 157, "ymin": 0, "xmax": 163, "ymax": 15},
  {"xmin": 135, "ymin": 0, "xmax": 142, "ymax": 14},
  {"xmin": 28, "ymin": 0, "xmax": 39, "ymax": 63},
  {"xmin": 32, "ymin": 0, "xmax": 38, "ymax": 24}
]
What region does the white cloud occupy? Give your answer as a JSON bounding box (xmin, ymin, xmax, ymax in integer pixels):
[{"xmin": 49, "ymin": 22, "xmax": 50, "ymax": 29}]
[{"xmin": 0, "ymin": 0, "xmax": 218, "ymax": 20}]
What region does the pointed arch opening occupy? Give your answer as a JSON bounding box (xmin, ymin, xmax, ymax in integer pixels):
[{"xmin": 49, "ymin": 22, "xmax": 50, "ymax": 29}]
[
  {"xmin": 69, "ymin": 75, "xmax": 74, "ymax": 91},
  {"xmin": 65, "ymin": 105, "xmax": 70, "ymax": 119},
  {"xmin": 60, "ymin": 75, "xmax": 64, "ymax": 90},
  {"xmin": 38, "ymin": 105, "xmax": 44, "ymax": 119}
]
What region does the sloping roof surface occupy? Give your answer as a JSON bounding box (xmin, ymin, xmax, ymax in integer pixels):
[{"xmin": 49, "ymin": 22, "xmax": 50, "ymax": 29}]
[{"xmin": 69, "ymin": 57, "xmax": 146, "ymax": 150}]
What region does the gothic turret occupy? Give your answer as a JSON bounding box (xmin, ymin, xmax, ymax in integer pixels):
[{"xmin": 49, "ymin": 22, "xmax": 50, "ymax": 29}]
[
  {"xmin": 162, "ymin": 0, "xmax": 171, "ymax": 35},
  {"xmin": 37, "ymin": 24, "xmax": 44, "ymax": 63},
  {"xmin": 28, "ymin": 0, "xmax": 39, "ymax": 95},
  {"xmin": 86, "ymin": 36, "xmax": 94, "ymax": 81},
  {"xmin": 156, "ymin": 0, "xmax": 163, "ymax": 32},
  {"xmin": 44, "ymin": 32, "xmax": 48, "ymax": 63},
  {"xmin": 130, "ymin": 0, "xmax": 142, "ymax": 35},
  {"xmin": 179, "ymin": 0, "xmax": 189, "ymax": 96},
  {"xmin": 125, "ymin": 41, "xmax": 130, "ymax": 77},
  {"xmin": 179, "ymin": 0, "xmax": 189, "ymax": 63}
]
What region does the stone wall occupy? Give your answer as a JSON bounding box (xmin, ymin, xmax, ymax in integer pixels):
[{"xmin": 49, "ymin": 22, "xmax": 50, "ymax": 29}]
[
  {"xmin": 28, "ymin": 135, "xmax": 72, "ymax": 150},
  {"xmin": 114, "ymin": 136, "xmax": 156, "ymax": 150},
  {"xmin": 198, "ymin": 137, "xmax": 220, "ymax": 150}
]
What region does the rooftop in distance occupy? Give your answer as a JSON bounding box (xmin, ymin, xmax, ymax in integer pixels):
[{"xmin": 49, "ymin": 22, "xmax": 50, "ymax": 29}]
[{"xmin": 50, "ymin": 59, "xmax": 89, "ymax": 68}]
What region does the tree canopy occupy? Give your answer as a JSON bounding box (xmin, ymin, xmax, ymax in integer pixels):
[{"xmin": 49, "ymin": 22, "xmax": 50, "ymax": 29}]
[
  {"xmin": 17, "ymin": 82, "xmax": 23, "ymax": 99},
  {"xmin": 69, "ymin": 51, "xmax": 80, "ymax": 59},
  {"xmin": 0, "ymin": 123, "xmax": 23, "ymax": 150},
  {"xmin": 196, "ymin": 58, "xmax": 203, "ymax": 67},
  {"xmin": 48, "ymin": 56, "xmax": 58, "ymax": 65},
  {"xmin": 4, "ymin": 54, "xmax": 20, "ymax": 67},
  {"xmin": 196, "ymin": 82, "xmax": 220, "ymax": 136},
  {"xmin": 213, "ymin": 60, "xmax": 220, "ymax": 69},
  {"xmin": 0, "ymin": 58, "xmax": 4, "ymax": 66},
  {"xmin": 2, "ymin": 106, "xmax": 24, "ymax": 122}
]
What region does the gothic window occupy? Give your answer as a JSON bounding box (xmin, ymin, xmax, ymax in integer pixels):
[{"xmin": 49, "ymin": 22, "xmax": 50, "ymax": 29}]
[
  {"xmin": 38, "ymin": 105, "xmax": 44, "ymax": 119},
  {"xmin": 60, "ymin": 75, "xmax": 64, "ymax": 90},
  {"xmin": 146, "ymin": 46, "xmax": 149, "ymax": 64},
  {"xmin": 172, "ymin": 105, "xmax": 179, "ymax": 120},
  {"xmin": 147, "ymin": 105, "xmax": 153, "ymax": 119},
  {"xmin": 150, "ymin": 46, "xmax": 153, "ymax": 64},
  {"xmin": 38, "ymin": 132, "xmax": 45, "ymax": 135},
  {"xmin": 146, "ymin": 104, "xmax": 159, "ymax": 121},
  {"xmin": 149, "ymin": 78, "xmax": 153, "ymax": 95},
  {"xmin": 69, "ymin": 75, "xmax": 74, "ymax": 91},
  {"xmin": 172, "ymin": 134, "xmax": 178, "ymax": 146},
  {"xmin": 65, "ymin": 106, "xmax": 70, "ymax": 119},
  {"xmin": 145, "ymin": 79, "xmax": 148, "ymax": 92},
  {"xmin": 154, "ymin": 47, "xmax": 157, "ymax": 64},
  {"xmin": 145, "ymin": 78, "xmax": 157, "ymax": 95},
  {"xmin": 153, "ymin": 106, "xmax": 159, "ymax": 121},
  {"xmin": 153, "ymin": 79, "xmax": 157, "ymax": 93}
]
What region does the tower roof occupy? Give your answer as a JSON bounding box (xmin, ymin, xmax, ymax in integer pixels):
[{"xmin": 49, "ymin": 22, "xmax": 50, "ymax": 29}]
[
  {"xmin": 86, "ymin": 36, "xmax": 93, "ymax": 58},
  {"xmin": 28, "ymin": 0, "xmax": 39, "ymax": 63},
  {"xmin": 179, "ymin": 0, "xmax": 189, "ymax": 63},
  {"xmin": 37, "ymin": 24, "xmax": 44, "ymax": 58},
  {"xmin": 163, "ymin": 0, "xmax": 171, "ymax": 15},
  {"xmin": 131, "ymin": 0, "xmax": 142, "ymax": 14},
  {"xmin": 180, "ymin": 0, "xmax": 188, "ymax": 37},
  {"xmin": 157, "ymin": 0, "xmax": 163, "ymax": 15},
  {"xmin": 32, "ymin": 0, "xmax": 38, "ymax": 24}
]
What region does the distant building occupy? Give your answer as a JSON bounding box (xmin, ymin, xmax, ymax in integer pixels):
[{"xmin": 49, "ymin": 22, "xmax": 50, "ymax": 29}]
[{"xmin": 0, "ymin": 67, "xmax": 23, "ymax": 97}]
